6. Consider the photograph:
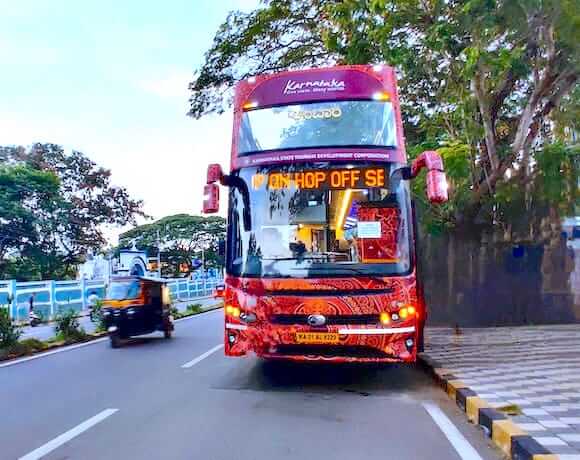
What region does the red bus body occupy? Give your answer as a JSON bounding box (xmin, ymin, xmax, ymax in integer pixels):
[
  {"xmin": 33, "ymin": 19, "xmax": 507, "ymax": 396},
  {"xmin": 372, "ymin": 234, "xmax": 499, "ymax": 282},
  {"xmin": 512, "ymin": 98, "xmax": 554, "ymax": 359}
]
[{"xmin": 205, "ymin": 65, "xmax": 447, "ymax": 363}]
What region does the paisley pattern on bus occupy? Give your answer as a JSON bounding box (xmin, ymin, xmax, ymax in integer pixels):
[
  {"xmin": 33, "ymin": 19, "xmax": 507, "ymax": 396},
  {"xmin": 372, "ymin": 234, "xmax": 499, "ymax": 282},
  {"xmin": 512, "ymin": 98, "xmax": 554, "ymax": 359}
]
[{"xmin": 223, "ymin": 274, "xmax": 422, "ymax": 362}]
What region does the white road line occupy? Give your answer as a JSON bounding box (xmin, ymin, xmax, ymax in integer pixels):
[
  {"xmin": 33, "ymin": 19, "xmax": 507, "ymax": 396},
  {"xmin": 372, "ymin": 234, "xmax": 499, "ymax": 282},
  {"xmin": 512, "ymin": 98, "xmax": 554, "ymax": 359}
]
[
  {"xmin": 0, "ymin": 338, "xmax": 109, "ymax": 369},
  {"xmin": 422, "ymin": 402, "xmax": 483, "ymax": 460},
  {"xmin": 181, "ymin": 344, "xmax": 224, "ymax": 368},
  {"xmin": 18, "ymin": 408, "xmax": 118, "ymax": 460}
]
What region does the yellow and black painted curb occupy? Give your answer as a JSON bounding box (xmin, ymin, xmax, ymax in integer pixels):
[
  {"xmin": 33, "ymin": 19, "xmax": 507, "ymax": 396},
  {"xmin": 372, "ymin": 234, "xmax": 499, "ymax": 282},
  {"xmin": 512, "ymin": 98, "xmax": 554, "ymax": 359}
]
[{"xmin": 420, "ymin": 354, "xmax": 561, "ymax": 460}]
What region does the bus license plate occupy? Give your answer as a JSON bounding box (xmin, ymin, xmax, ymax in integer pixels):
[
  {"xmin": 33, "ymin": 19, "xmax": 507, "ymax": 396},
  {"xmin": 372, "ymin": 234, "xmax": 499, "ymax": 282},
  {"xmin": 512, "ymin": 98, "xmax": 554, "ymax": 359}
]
[{"xmin": 295, "ymin": 332, "xmax": 339, "ymax": 344}]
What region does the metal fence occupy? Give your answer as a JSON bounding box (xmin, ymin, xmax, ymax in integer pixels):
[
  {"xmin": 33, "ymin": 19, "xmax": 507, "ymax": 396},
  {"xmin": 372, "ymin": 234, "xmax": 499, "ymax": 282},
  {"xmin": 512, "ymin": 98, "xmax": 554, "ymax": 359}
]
[{"xmin": 0, "ymin": 276, "xmax": 223, "ymax": 322}]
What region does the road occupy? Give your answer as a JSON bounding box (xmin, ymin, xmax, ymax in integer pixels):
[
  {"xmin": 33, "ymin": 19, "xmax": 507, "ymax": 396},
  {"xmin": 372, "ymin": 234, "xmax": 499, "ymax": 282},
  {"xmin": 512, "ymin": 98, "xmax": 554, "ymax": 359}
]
[
  {"xmin": 1, "ymin": 309, "xmax": 501, "ymax": 460},
  {"xmin": 19, "ymin": 297, "xmax": 219, "ymax": 342}
]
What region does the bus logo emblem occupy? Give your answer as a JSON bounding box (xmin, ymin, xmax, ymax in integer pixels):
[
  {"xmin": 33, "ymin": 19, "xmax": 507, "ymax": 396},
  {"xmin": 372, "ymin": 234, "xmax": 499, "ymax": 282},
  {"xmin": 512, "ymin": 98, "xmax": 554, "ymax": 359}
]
[
  {"xmin": 284, "ymin": 78, "xmax": 345, "ymax": 95},
  {"xmin": 307, "ymin": 314, "xmax": 326, "ymax": 327}
]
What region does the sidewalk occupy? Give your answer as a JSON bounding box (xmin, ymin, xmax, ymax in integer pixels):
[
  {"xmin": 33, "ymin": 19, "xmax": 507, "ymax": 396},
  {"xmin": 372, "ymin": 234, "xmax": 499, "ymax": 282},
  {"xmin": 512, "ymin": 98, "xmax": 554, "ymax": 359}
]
[{"xmin": 422, "ymin": 325, "xmax": 580, "ymax": 457}]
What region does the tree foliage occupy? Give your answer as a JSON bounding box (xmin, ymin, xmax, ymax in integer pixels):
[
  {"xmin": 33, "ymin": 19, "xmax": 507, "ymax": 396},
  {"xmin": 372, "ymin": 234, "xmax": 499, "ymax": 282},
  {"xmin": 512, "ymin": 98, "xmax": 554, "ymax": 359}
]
[
  {"xmin": 189, "ymin": 0, "xmax": 579, "ymax": 233},
  {"xmin": 1, "ymin": 144, "xmax": 145, "ymax": 280},
  {"xmin": 119, "ymin": 214, "xmax": 226, "ymax": 277}
]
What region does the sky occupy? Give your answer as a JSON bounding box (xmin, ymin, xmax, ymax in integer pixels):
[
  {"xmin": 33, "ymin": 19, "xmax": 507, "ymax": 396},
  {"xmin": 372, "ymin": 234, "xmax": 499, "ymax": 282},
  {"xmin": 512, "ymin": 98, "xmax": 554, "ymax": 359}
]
[{"xmin": 0, "ymin": 0, "xmax": 258, "ymax": 243}]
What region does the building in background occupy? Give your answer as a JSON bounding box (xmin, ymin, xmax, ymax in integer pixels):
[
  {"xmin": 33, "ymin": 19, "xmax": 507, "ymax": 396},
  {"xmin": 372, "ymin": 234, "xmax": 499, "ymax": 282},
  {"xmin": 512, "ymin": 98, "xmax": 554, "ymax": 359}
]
[{"xmin": 78, "ymin": 244, "xmax": 151, "ymax": 280}]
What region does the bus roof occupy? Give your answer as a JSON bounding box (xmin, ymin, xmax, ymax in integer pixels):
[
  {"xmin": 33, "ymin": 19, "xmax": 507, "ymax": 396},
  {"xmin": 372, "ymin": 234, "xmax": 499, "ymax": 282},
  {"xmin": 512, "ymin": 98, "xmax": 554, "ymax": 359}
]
[
  {"xmin": 230, "ymin": 64, "xmax": 407, "ymax": 169},
  {"xmin": 235, "ymin": 65, "xmax": 398, "ymax": 109}
]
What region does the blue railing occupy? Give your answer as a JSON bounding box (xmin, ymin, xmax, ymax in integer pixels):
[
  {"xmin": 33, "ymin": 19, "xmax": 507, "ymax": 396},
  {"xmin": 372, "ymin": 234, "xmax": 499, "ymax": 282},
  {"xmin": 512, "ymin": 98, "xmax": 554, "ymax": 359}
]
[{"xmin": 0, "ymin": 276, "xmax": 223, "ymax": 322}]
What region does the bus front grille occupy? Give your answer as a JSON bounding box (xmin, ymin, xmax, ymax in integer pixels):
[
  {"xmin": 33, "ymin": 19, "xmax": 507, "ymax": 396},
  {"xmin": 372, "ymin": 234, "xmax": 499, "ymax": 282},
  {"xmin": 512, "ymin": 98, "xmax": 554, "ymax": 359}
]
[{"xmin": 270, "ymin": 314, "xmax": 380, "ymax": 326}]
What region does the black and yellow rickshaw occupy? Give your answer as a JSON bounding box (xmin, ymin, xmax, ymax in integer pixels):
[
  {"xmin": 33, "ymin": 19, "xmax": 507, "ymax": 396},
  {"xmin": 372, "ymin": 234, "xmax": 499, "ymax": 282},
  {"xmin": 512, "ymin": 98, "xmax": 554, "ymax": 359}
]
[{"xmin": 102, "ymin": 276, "xmax": 174, "ymax": 348}]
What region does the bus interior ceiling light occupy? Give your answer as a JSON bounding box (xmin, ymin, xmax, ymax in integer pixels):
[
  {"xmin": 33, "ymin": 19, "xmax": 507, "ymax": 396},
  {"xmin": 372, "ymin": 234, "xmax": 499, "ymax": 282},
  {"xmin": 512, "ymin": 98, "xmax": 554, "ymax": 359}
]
[{"xmin": 335, "ymin": 189, "xmax": 353, "ymax": 238}]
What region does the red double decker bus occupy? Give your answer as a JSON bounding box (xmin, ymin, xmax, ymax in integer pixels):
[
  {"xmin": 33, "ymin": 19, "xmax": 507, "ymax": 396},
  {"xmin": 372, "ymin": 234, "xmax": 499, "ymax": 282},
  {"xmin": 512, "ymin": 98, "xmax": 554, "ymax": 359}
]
[{"xmin": 203, "ymin": 65, "xmax": 448, "ymax": 363}]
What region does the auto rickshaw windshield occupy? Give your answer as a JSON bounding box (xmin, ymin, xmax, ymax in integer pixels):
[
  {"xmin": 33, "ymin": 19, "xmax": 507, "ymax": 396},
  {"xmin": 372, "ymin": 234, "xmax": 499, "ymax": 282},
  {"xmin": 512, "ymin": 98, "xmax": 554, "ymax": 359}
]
[{"xmin": 106, "ymin": 280, "xmax": 140, "ymax": 300}]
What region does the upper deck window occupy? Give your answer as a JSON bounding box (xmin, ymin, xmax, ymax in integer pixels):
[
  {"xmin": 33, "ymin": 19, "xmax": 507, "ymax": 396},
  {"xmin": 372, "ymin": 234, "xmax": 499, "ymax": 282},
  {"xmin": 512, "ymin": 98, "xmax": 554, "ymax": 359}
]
[{"xmin": 238, "ymin": 100, "xmax": 397, "ymax": 154}]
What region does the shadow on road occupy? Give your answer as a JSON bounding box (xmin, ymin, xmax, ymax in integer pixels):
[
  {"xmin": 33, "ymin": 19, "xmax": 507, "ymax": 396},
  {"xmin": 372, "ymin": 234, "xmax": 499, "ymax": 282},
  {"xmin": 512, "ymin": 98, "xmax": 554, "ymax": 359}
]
[
  {"xmin": 112, "ymin": 335, "xmax": 170, "ymax": 349},
  {"xmin": 218, "ymin": 358, "xmax": 432, "ymax": 396}
]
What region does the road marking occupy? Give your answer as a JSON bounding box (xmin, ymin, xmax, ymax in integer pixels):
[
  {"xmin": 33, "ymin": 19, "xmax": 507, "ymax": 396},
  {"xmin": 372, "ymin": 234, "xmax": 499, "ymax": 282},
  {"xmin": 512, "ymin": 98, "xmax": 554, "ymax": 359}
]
[
  {"xmin": 18, "ymin": 408, "xmax": 118, "ymax": 460},
  {"xmin": 0, "ymin": 338, "xmax": 109, "ymax": 369},
  {"xmin": 422, "ymin": 402, "xmax": 483, "ymax": 460},
  {"xmin": 181, "ymin": 344, "xmax": 224, "ymax": 368}
]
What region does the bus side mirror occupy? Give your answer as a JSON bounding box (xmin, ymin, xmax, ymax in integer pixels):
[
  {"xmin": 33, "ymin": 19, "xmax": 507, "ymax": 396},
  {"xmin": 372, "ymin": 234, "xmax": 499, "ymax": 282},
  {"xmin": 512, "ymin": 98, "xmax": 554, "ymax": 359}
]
[
  {"xmin": 218, "ymin": 239, "xmax": 226, "ymax": 257},
  {"xmin": 207, "ymin": 164, "xmax": 224, "ymax": 184},
  {"xmin": 426, "ymin": 170, "xmax": 449, "ymax": 204},
  {"xmin": 203, "ymin": 184, "xmax": 220, "ymax": 214},
  {"xmin": 410, "ymin": 151, "xmax": 449, "ymax": 204}
]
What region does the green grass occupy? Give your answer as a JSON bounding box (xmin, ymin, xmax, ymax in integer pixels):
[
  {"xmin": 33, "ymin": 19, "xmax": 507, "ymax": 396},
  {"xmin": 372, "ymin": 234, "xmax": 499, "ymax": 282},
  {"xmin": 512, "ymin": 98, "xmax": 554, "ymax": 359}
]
[{"xmin": 173, "ymin": 303, "xmax": 203, "ymax": 319}]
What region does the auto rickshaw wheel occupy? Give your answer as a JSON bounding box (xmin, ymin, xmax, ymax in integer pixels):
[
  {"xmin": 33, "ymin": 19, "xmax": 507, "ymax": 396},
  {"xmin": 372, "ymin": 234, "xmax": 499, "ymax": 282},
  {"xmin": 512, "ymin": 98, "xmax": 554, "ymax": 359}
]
[{"xmin": 110, "ymin": 333, "xmax": 121, "ymax": 348}]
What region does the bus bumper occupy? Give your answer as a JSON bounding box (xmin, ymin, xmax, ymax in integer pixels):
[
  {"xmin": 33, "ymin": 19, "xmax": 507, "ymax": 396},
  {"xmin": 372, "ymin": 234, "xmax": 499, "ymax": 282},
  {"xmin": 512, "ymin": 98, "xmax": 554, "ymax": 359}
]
[{"xmin": 224, "ymin": 322, "xmax": 418, "ymax": 363}]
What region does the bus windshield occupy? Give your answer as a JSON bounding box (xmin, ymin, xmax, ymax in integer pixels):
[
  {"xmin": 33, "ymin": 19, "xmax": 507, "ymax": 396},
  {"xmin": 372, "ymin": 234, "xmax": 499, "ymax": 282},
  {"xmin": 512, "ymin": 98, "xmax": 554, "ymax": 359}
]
[
  {"xmin": 238, "ymin": 100, "xmax": 397, "ymax": 154},
  {"xmin": 106, "ymin": 280, "xmax": 140, "ymax": 300},
  {"xmin": 227, "ymin": 163, "xmax": 411, "ymax": 278}
]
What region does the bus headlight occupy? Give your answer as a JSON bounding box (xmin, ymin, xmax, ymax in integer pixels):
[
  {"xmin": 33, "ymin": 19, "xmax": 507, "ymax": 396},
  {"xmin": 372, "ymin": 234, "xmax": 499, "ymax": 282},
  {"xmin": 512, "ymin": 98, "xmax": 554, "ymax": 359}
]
[{"xmin": 240, "ymin": 312, "xmax": 257, "ymax": 323}]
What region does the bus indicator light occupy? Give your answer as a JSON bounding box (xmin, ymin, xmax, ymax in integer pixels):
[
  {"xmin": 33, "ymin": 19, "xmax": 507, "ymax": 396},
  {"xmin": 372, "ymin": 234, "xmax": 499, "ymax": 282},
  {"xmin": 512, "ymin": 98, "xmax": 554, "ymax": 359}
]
[
  {"xmin": 243, "ymin": 101, "xmax": 258, "ymax": 110},
  {"xmin": 380, "ymin": 312, "xmax": 391, "ymax": 325},
  {"xmin": 372, "ymin": 91, "xmax": 390, "ymax": 101}
]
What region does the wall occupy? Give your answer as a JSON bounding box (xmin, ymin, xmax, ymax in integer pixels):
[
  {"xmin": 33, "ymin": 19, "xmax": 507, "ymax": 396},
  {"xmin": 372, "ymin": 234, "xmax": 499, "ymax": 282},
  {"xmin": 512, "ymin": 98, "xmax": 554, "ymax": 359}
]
[{"xmin": 420, "ymin": 230, "xmax": 579, "ymax": 327}]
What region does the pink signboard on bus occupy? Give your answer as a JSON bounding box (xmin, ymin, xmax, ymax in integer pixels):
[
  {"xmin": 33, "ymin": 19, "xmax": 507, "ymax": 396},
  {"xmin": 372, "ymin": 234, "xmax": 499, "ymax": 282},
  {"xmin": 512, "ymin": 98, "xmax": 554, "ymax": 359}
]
[{"xmin": 231, "ymin": 65, "xmax": 407, "ymax": 168}]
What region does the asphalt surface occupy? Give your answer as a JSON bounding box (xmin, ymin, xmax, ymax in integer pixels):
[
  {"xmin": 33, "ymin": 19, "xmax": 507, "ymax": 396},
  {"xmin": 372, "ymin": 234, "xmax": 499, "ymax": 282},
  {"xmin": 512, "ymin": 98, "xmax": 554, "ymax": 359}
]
[
  {"xmin": 19, "ymin": 297, "xmax": 218, "ymax": 341},
  {"xmin": 1, "ymin": 308, "xmax": 502, "ymax": 460}
]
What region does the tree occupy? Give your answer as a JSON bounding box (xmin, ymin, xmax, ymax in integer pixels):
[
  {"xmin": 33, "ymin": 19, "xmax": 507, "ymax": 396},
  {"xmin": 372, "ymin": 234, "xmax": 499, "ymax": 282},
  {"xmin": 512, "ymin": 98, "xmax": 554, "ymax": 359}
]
[
  {"xmin": 1, "ymin": 144, "xmax": 145, "ymax": 280},
  {"xmin": 0, "ymin": 165, "xmax": 60, "ymax": 261},
  {"xmin": 188, "ymin": 0, "xmax": 579, "ymax": 229},
  {"xmin": 119, "ymin": 214, "xmax": 226, "ymax": 277}
]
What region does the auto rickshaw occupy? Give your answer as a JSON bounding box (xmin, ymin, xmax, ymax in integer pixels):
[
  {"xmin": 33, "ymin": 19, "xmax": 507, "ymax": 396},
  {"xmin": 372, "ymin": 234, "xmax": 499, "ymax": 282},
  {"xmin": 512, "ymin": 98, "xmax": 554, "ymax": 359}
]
[
  {"xmin": 213, "ymin": 282, "xmax": 225, "ymax": 299},
  {"xmin": 102, "ymin": 276, "xmax": 174, "ymax": 348}
]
